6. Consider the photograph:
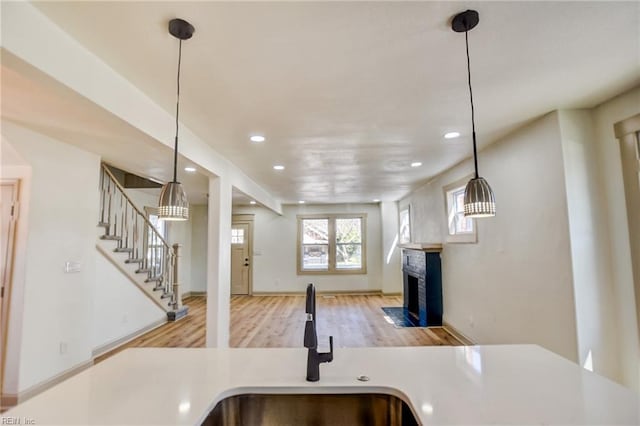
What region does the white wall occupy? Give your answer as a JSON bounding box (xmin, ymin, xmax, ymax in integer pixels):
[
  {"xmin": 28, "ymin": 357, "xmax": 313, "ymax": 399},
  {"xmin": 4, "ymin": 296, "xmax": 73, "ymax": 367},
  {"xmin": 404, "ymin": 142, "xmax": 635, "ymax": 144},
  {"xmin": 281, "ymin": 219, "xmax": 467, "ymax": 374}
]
[
  {"xmin": 189, "ymin": 204, "xmax": 208, "ymax": 293},
  {"xmin": 2, "ymin": 121, "xmax": 100, "ymax": 393},
  {"xmin": 400, "ymin": 112, "xmax": 580, "ymax": 363},
  {"xmin": 0, "ymin": 121, "xmax": 183, "ymax": 395},
  {"xmin": 233, "ymin": 203, "xmax": 383, "ymax": 293},
  {"xmin": 0, "ymin": 138, "xmax": 32, "ymax": 397},
  {"xmin": 558, "ymin": 110, "xmax": 619, "ymax": 381},
  {"xmin": 92, "ymin": 254, "xmax": 165, "ymax": 351},
  {"xmin": 592, "ymin": 86, "xmax": 640, "ymax": 391},
  {"xmin": 380, "ymin": 201, "xmax": 402, "ymax": 294},
  {"xmin": 123, "ymin": 188, "xmax": 159, "ymax": 215}
]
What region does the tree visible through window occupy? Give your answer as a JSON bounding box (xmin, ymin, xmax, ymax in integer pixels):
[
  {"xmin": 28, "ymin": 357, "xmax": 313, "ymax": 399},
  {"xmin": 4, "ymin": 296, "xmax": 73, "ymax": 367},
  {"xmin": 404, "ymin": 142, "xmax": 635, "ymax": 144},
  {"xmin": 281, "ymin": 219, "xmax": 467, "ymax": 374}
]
[
  {"xmin": 336, "ymin": 218, "xmax": 362, "ymax": 270},
  {"xmin": 298, "ymin": 215, "xmax": 366, "ymax": 274},
  {"xmin": 302, "ymin": 219, "xmax": 329, "ymax": 270},
  {"xmin": 447, "ymin": 186, "xmax": 473, "ymax": 235},
  {"xmin": 444, "ymin": 182, "xmax": 477, "ymax": 243}
]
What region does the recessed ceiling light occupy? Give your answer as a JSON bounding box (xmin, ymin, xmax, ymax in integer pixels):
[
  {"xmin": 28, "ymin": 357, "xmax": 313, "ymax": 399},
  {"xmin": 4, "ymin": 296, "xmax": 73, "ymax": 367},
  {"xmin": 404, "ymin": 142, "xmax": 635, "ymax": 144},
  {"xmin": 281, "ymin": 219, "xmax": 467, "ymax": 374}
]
[
  {"xmin": 411, "ymin": 162, "xmax": 422, "ymax": 168},
  {"xmin": 273, "ymin": 165, "xmax": 285, "ymax": 170},
  {"xmin": 249, "ymin": 200, "xmax": 256, "ymax": 205},
  {"xmin": 184, "ymin": 167, "xmax": 196, "ymax": 172},
  {"xmin": 373, "ymin": 199, "xmax": 381, "ymax": 202},
  {"xmin": 298, "ymin": 200, "xmax": 305, "ymax": 204},
  {"xmin": 444, "ymin": 131, "xmax": 461, "ymax": 139},
  {"xmin": 250, "ymin": 135, "xmax": 265, "ymax": 143}
]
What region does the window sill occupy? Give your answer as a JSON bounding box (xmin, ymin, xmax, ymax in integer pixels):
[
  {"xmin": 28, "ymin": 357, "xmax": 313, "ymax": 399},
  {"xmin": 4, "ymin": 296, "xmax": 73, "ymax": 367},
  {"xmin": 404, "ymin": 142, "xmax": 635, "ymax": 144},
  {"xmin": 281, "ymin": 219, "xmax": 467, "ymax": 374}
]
[{"xmin": 297, "ymin": 269, "xmax": 367, "ymax": 275}]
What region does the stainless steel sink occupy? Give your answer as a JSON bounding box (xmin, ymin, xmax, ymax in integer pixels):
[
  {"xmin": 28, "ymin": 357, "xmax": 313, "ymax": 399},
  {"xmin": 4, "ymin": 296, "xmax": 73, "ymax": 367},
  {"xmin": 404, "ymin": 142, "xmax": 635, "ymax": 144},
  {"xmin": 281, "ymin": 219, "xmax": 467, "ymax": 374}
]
[{"xmin": 201, "ymin": 393, "xmax": 419, "ymax": 426}]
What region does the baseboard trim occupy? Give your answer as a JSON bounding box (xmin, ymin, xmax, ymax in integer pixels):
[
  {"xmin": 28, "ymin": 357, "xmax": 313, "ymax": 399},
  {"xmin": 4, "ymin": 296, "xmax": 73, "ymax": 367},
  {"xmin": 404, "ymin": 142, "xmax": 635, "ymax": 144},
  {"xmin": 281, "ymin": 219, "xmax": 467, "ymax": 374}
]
[
  {"xmin": 91, "ymin": 317, "xmax": 167, "ymax": 359},
  {"xmin": 11, "ymin": 359, "xmax": 94, "ymax": 405},
  {"xmin": 182, "ymin": 291, "xmax": 206, "ymax": 299},
  {"xmin": 251, "ymin": 290, "xmax": 383, "ymax": 296},
  {"xmin": 443, "ymin": 321, "xmax": 475, "ymax": 345},
  {"xmin": 186, "ymin": 289, "xmax": 397, "ymax": 297}
]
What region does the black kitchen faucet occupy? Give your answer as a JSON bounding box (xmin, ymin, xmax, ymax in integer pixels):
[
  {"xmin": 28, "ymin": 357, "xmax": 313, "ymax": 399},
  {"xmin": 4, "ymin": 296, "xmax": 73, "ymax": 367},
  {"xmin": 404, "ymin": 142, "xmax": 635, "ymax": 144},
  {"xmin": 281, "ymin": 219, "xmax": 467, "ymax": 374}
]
[{"xmin": 304, "ymin": 283, "xmax": 333, "ymax": 382}]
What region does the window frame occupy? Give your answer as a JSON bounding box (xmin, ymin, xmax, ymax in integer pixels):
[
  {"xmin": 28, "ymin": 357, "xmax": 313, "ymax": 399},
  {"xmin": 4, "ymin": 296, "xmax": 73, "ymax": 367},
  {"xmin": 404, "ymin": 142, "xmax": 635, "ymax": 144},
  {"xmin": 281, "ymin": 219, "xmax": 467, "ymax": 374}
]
[
  {"xmin": 443, "ymin": 177, "xmax": 477, "ymax": 244},
  {"xmin": 297, "ymin": 213, "xmax": 367, "ymax": 275},
  {"xmin": 399, "ymin": 205, "xmax": 411, "ymax": 244},
  {"xmin": 143, "ymin": 206, "xmax": 169, "ymax": 276},
  {"xmin": 231, "ymin": 227, "xmax": 245, "ymax": 245}
]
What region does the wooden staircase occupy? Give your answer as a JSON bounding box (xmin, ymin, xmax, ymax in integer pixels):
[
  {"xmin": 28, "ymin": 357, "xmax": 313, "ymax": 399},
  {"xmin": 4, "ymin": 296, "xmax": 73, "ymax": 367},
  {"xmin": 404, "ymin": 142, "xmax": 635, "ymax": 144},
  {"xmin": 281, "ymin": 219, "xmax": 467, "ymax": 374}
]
[{"xmin": 97, "ymin": 164, "xmax": 187, "ymax": 321}]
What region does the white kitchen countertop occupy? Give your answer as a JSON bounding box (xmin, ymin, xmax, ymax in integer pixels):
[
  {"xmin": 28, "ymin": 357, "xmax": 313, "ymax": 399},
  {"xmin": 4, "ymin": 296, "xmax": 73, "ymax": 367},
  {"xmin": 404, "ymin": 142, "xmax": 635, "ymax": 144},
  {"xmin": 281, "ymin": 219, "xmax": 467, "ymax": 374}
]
[{"xmin": 4, "ymin": 345, "xmax": 638, "ymax": 425}]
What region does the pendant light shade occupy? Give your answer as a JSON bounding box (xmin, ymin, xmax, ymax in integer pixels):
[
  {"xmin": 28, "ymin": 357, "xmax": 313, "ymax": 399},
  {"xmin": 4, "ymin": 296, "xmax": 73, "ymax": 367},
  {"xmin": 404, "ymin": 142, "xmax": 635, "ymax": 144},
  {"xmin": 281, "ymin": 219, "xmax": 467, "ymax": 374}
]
[
  {"xmin": 452, "ymin": 10, "xmax": 496, "ymax": 218},
  {"xmin": 464, "ymin": 177, "xmax": 496, "ymax": 217},
  {"xmin": 159, "ymin": 182, "xmax": 189, "ymax": 220},
  {"xmin": 158, "ymin": 18, "xmax": 194, "ymax": 221}
]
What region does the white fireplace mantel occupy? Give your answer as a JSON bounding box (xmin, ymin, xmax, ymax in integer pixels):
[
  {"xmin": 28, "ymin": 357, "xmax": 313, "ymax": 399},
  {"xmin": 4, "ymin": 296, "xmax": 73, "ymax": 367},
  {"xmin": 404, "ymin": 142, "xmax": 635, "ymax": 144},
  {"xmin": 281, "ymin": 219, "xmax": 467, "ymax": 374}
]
[{"xmin": 398, "ymin": 243, "xmax": 443, "ymax": 252}]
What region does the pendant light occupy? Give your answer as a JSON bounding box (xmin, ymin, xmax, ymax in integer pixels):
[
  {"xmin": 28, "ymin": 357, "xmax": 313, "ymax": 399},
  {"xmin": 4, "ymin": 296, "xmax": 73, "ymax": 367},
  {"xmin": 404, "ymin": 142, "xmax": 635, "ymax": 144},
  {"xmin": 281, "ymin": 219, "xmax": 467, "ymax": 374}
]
[
  {"xmin": 452, "ymin": 10, "xmax": 496, "ymax": 218},
  {"xmin": 158, "ymin": 18, "xmax": 194, "ymax": 221}
]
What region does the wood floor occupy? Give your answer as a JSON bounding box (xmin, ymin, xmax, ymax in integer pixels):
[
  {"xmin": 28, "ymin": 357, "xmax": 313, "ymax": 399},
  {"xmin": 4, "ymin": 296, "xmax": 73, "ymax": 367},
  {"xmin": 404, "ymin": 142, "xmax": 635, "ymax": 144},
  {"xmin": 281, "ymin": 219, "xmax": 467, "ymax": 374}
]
[{"xmin": 96, "ymin": 295, "xmax": 462, "ymax": 363}]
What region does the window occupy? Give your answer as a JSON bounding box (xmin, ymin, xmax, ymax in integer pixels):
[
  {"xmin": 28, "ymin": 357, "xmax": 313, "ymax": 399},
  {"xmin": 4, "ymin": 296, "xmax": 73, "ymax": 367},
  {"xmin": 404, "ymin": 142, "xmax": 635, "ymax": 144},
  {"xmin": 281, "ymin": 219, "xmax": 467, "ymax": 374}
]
[
  {"xmin": 231, "ymin": 228, "xmax": 245, "ymax": 244},
  {"xmin": 298, "ymin": 214, "xmax": 366, "ymax": 274},
  {"xmin": 144, "ymin": 207, "xmax": 168, "ymax": 276},
  {"xmin": 444, "ymin": 179, "xmax": 477, "ymax": 243},
  {"xmin": 399, "ymin": 206, "xmax": 411, "ymax": 244}
]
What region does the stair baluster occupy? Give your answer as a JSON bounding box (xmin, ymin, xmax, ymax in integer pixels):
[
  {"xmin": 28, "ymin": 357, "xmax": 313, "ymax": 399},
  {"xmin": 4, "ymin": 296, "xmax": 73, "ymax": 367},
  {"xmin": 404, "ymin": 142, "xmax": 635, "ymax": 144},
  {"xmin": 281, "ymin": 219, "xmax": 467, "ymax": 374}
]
[{"xmin": 98, "ymin": 164, "xmax": 183, "ymax": 317}]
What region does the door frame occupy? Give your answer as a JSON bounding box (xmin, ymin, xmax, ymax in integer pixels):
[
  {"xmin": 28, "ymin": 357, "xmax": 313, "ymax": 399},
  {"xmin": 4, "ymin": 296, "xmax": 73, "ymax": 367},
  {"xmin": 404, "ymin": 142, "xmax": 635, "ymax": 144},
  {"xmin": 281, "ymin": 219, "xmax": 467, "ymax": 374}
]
[
  {"xmin": 1, "ymin": 179, "xmax": 19, "ymax": 406},
  {"xmin": 614, "ymin": 113, "xmax": 640, "ymax": 334},
  {"xmin": 231, "ymin": 214, "xmax": 254, "ymax": 295}
]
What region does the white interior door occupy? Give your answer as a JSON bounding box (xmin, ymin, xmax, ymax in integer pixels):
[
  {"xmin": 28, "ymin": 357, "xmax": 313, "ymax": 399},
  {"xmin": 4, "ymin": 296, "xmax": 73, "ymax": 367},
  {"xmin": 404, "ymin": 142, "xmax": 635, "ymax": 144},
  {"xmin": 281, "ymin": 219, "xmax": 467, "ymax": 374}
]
[
  {"xmin": 1, "ymin": 180, "xmax": 18, "ymax": 399},
  {"xmin": 231, "ymin": 223, "xmax": 250, "ymax": 295}
]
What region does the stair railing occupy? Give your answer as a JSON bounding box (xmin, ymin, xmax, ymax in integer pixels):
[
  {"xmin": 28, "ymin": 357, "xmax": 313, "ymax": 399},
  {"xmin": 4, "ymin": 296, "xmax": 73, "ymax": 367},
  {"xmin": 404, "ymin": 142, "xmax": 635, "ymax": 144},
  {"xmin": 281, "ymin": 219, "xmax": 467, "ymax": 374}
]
[{"xmin": 99, "ymin": 164, "xmax": 178, "ymax": 310}]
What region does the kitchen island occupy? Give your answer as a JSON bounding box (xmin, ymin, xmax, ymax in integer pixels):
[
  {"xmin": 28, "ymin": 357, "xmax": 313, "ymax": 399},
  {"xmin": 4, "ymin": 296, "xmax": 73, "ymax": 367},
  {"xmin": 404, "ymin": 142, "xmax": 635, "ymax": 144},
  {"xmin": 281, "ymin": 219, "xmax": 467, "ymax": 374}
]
[{"xmin": 3, "ymin": 345, "xmax": 638, "ymax": 425}]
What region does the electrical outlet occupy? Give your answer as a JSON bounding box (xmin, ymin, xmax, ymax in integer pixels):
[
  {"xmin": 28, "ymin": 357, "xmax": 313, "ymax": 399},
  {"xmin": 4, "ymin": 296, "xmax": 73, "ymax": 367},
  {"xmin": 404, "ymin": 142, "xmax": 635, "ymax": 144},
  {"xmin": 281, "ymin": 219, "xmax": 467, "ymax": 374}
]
[{"xmin": 59, "ymin": 341, "xmax": 68, "ymax": 355}]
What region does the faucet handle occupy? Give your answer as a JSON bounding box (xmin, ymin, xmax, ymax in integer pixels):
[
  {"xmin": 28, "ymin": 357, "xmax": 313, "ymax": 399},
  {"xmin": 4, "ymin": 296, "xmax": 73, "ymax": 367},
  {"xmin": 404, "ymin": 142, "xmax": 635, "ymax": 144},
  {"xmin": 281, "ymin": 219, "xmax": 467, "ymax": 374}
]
[{"xmin": 327, "ymin": 336, "xmax": 334, "ymax": 362}]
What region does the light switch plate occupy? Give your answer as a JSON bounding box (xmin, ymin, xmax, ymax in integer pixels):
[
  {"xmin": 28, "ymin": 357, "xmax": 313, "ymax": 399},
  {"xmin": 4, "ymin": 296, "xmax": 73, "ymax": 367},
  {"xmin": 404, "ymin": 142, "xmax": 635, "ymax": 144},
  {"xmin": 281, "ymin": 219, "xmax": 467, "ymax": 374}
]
[{"xmin": 64, "ymin": 261, "xmax": 81, "ymax": 273}]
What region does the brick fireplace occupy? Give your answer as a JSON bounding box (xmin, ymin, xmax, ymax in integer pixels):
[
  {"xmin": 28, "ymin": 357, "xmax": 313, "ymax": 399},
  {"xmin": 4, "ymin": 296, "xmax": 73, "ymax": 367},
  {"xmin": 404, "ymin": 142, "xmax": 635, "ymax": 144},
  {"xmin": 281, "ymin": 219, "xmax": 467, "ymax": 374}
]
[{"xmin": 402, "ymin": 247, "xmax": 443, "ymax": 326}]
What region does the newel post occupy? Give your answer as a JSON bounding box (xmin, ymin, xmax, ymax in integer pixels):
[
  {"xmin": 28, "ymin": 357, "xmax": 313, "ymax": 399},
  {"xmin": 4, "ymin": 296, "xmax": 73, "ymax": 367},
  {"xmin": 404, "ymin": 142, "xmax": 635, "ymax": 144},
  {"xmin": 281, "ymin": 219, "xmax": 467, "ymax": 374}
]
[
  {"xmin": 167, "ymin": 243, "xmax": 189, "ymax": 321},
  {"xmin": 172, "ymin": 243, "xmax": 182, "ymax": 310}
]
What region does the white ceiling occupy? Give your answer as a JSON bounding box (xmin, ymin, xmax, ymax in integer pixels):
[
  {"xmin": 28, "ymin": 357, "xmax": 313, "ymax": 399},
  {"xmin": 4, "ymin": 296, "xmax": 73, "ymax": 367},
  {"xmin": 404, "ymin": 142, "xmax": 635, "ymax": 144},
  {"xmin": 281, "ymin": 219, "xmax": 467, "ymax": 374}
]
[
  {"xmin": 1, "ymin": 53, "xmax": 211, "ymax": 205},
  {"xmin": 14, "ymin": 2, "xmax": 640, "ymax": 204}
]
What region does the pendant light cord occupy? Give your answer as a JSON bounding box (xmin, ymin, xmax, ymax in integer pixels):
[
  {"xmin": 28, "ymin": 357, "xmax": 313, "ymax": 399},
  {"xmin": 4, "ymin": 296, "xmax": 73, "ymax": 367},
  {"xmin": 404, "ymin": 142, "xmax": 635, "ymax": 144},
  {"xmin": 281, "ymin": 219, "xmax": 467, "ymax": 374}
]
[
  {"xmin": 173, "ymin": 39, "xmax": 182, "ymax": 183},
  {"xmin": 465, "ymin": 30, "xmax": 479, "ymax": 179}
]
